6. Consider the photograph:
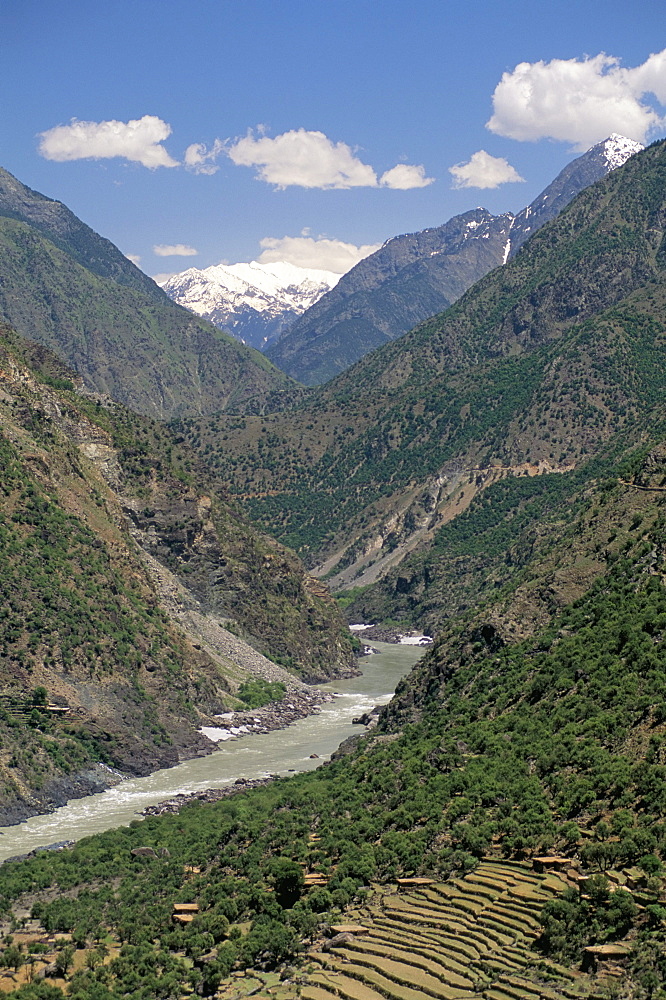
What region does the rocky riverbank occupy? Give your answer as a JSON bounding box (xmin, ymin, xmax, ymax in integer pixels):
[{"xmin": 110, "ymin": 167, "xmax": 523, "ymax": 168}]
[
  {"xmin": 0, "ymin": 763, "xmax": 126, "ymax": 829},
  {"xmin": 351, "ymin": 626, "xmax": 433, "ymax": 645},
  {"xmin": 142, "ymin": 776, "xmax": 278, "ymax": 816},
  {"xmin": 0, "ymin": 642, "xmax": 422, "ymax": 859},
  {"xmin": 0, "ymin": 688, "xmax": 335, "ymax": 830},
  {"xmin": 197, "ymin": 687, "xmax": 335, "ymax": 744}
]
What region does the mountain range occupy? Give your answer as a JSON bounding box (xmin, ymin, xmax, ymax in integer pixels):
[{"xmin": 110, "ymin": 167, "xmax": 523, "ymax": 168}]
[
  {"xmin": 157, "ymin": 137, "xmax": 642, "ymax": 383},
  {"xmin": 0, "ymin": 139, "xmax": 658, "ymax": 664},
  {"xmin": 265, "ymin": 134, "xmax": 643, "ymax": 384},
  {"xmin": 158, "ymin": 260, "xmax": 340, "ymax": 351},
  {"xmin": 0, "ymin": 134, "xmax": 666, "ymax": 999}
]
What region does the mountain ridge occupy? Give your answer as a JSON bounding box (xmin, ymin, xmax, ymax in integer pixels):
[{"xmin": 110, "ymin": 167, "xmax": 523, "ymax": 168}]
[
  {"xmin": 175, "ymin": 139, "xmax": 666, "ymax": 621},
  {"xmin": 265, "ymin": 134, "xmax": 644, "ymax": 384},
  {"xmin": 0, "ymin": 165, "xmax": 163, "ymax": 299},
  {"xmin": 0, "ymin": 167, "xmax": 295, "ymax": 420}
]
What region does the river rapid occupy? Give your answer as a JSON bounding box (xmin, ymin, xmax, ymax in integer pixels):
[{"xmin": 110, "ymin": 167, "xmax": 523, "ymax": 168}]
[{"xmin": 0, "ymin": 642, "xmax": 423, "ymax": 862}]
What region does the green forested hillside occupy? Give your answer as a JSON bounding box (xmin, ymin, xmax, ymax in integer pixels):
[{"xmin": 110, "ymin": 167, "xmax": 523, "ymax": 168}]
[
  {"xmin": 0, "ymin": 440, "xmax": 665, "ymax": 997},
  {"xmin": 176, "ymin": 140, "xmax": 666, "ymax": 601},
  {"xmin": 0, "ymin": 167, "xmax": 293, "ymax": 420},
  {"xmin": 0, "ymin": 325, "xmax": 353, "ymax": 822},
  {"xmin": 0, "ymin": 166, "xmax": 165, "ymax": 299}
]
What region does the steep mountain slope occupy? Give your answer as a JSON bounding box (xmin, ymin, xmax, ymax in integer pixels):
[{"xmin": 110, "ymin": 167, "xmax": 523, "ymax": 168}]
[
  {"xmin": 355, "ymin": 431, "xmax": 666, "ymax": 645},
  {"xmin": 175, "ymin": 140, "xmax": 666, "ymax": 603},
  {"xmin": 266, "ymin": 208, "xmax": 512, "ymax": 385},
  {"xmin": 266, "ymin": 135, "xmax": 643, "ymax": 385},
  {"xmin": 2, "ymin": 438, "xmax": 666, "ymax": 997},
  {"xmin": 504, "ymin": 133, "xmax": 644, "ymax": 260},
  {"xmin": 0, "ymin": 168, "xmax": 293, "ymax": 420},
  {"xmin": 159, "ymin": 260, "xmax": 339, "ymax": 351},
  {"xmin": 0, "ymin": 166, "xmax": 163, "ymax": 299},
  {"xmin": 381, "ymin": 438, "xmax": 666, "ymax": 770},
  {"xmin": 0, "ymin": 324, "xmax": 353, "ymax": 823}
]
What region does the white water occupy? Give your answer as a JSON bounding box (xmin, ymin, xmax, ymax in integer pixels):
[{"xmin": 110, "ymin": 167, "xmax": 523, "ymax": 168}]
[{"xmin": 0, "ymin": 643, "xmax": 423, "ymax": 861}]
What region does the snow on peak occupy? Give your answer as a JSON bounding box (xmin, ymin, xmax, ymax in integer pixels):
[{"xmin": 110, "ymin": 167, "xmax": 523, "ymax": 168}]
[
  {"xmin": 157, "ymin": 260, "xmax": 340, "ymax": 350},
  {"xmin": 218, "ymin": 260, "xmax": 339, "ymax": 299},
  {"xmin": 159, "ymin": 259, "xmax": 339, "ymax": 317},
  {"xmin": 601, "ymin": 134, "xmax": 644, "ymax": 170}
]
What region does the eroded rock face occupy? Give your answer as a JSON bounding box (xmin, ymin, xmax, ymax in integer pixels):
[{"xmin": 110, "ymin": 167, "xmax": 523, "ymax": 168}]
[
  {"xmin": 0, "ymin": 325, "xmax": 354, "ymax": 824},
  {"xmin": 121, "ymin": 479, "xmax": 355, "ymax": 683}
]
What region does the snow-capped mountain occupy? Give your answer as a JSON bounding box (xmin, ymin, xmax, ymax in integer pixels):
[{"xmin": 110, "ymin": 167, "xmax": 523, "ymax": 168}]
[
  {"xmin": 504, "ymin": 133, "xmax": 644, "ymax": 260},
  {"xmin": 158, "ymin": 260, "xmax": 340, "ymax": 351},
  {"xmin": 267, "ymin": 134, "xmax": 644, "ymax": 385},
  {"xmin": 602, "ymin": 133, "xmax": 645, "ymax": 169}
]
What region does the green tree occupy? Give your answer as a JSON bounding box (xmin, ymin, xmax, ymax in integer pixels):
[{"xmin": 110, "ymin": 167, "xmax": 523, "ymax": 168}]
[
  {"xmin": 31, "ymin": 687, "xmax": 48, "ymax": 707},
  {"xmin": 2, "ymin": 944, "xmax": 24, "ymax": 974},
  {"xmin": 54, "ymin": 945, "xmax": 74, "ymax": 978},
  {"xmin": 270, "ymin": 858, "xmax": 304, "ymax": 908}
]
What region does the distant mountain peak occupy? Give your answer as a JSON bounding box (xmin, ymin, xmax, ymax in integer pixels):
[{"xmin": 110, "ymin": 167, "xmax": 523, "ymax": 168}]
[
  {"xmin": 598, "ymin": 133, "xmax": 644, "ymax": 170},
  {"xmin": 159, "ymin": 260, "xmax": 339, "ymax": 351}
]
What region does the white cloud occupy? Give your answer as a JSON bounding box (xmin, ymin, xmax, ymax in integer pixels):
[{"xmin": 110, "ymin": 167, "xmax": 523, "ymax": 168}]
[
  {"xmin": 630, "ymin": 49, "xmax": 666, "ymax": 104},
  {"xmin": 380, "ymin": 163, "xmax": 435, "ymax": 189},
  {"xmin": 257, "ymin": 235, "xmax": 381, "ymax": 273},
  {"xmin": 184, "ymin": 139, "xmax": 225, "ymax": 175},
  {"xmin": 38, "ymin": 115, "xmax": 179, "ymax": 168},
  {"xmin": 125, "ymin": 253, "xmax": 142, "ymax": 265},
  {"xmin": 153, "ymin": 244, "xmax": 198, "ymax": 257},
  {"xmin": 227, "ymin": 128, "xmax": 378, "ymax": 189},
  {"xmin": 487, "ymin": 50, "xmax": 666, "ymax": 150},
  {"xmin": 152, "ymin": 272, "xmax": 178, "ymax": 284},
  {"xmin": 449, "ymin": 150, "xmax": 525, "ymax": 189}
]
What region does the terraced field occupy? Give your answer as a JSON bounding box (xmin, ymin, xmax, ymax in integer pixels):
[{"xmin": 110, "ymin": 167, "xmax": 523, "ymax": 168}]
[{"xmin": 297, "ymin": 862, "xmax": 591, "ymax": 1000}]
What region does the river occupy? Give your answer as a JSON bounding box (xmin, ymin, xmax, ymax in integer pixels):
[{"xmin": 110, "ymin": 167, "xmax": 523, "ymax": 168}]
[{"xmin": 0, "ymin": 642, "xmax": 423, "ymax": 862}]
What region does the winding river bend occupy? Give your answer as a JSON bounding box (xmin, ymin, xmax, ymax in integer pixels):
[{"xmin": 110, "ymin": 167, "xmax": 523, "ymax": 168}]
[{"xmin": 0, "ymin": 642, "xmax": 423, "ymax": 862}]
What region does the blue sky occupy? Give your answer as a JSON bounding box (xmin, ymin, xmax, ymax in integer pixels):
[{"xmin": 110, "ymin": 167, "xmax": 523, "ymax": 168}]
[{"xmin": 2, "ymin": 0, "xmax": 665, "ymax": 277}]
